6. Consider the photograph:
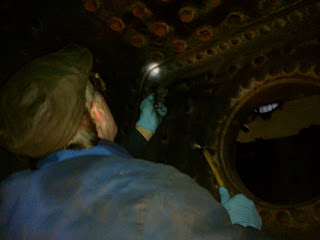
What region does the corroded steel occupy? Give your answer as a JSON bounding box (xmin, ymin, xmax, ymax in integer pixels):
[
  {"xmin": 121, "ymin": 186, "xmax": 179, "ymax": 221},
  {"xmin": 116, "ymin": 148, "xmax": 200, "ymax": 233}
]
[{"xmin": 1, "ymin": 0, "xmax": 320, "ymax": 239}]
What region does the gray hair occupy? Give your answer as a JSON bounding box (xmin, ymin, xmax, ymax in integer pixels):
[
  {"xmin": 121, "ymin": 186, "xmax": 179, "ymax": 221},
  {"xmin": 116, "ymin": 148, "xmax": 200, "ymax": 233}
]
[{"xmin": 65, "ymin": 82, "xmax": 99, "ymax": 150}]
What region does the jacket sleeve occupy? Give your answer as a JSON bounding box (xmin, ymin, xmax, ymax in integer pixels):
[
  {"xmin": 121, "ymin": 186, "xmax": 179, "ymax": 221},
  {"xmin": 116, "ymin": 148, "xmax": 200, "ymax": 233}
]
[{"xmin": 123, "ymin": 128, "xmax": 149, "ymax": 158}]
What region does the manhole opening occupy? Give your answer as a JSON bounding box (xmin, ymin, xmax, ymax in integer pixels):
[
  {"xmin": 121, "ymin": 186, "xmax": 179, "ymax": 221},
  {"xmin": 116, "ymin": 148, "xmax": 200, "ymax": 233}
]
[{"xmin": 234, "ymin": 93, "xmax": 320, "ymax": 204}]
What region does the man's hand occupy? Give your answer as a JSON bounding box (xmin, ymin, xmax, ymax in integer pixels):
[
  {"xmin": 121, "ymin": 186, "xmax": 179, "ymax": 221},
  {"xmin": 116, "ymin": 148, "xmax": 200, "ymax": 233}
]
[
  {"xmin": 219, "ymin": 187, "xmax": 262, "ymax": 230},
  {"xmin": 136, "ymin": 95, "xmax": 167, "ymax": 135}
]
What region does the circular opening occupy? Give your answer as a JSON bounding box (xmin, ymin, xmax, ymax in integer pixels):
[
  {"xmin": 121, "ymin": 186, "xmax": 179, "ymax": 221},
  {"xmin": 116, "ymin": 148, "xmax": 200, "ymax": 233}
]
[{"xmin": 224, "ymin": 82, "xmax": 320, "ymax": 205}]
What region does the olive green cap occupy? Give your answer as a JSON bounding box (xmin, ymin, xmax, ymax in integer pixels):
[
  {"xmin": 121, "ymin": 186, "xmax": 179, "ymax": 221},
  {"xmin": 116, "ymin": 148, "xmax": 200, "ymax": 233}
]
[{"xmin": 0, "ymin": 45, "xmax": 93, "ymax": 158}]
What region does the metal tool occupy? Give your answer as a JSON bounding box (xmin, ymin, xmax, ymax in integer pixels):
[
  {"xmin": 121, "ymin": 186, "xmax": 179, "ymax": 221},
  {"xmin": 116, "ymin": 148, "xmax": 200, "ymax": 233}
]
[
  {"xmin": 192, "ymin": 143, "xmax": 225, "ymax": 187},
  {"xmin": 153, "ymin": 88, "xmax": 168, "ymax": 113}
]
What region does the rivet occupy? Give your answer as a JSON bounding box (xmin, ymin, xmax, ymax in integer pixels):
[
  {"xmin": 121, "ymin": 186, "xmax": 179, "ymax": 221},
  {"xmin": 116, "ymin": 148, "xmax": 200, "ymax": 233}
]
[
  {"xmin": 288, "ymin": 11, "xmax": 303, "ymax": 22},
  {"xmin": 131, "ymin": 34, "xmax": 145, "ymax": 48},
  {"xmin": 186, "ymin": 58, "xmax": 195, "ymax": 64},
  {"xmin": 269, "ymin": 64, "xmax": 282, "ymax": 76},
  {"xmin": 109, "ymin": 17, "xmax": 125, "ymax": 32},
  {"xmin": 132, "ymin": 2, "xmax": 148, "ymax": 18},
  {"xmin": 197, "ymin": 26, "xmax": 213, "ymax": 41},
  {"xmin": 196, "ymin": 52, "xmax": 204, "ymax": 60},
  {"xmin": 153, "ymin": 22, "xmax": 169, "ymax": 38},
  {"xmin": 228, "ymin": 65, "xmax": 237, "ymax": 74},
  {"xmin": 276, "ymin": 211, "xmax": 290, "ymax": 224},
  {"xmin": 83, "ymin": 0, "xmax": 100, "ymax": 12},
  {"xmin": 179, "ymin": 7, "xmax": 195, "ymax": 23},
  {"xmin": 227, "ymin": 12, "xmax": 244, "ymax": 24},
  {"xmin": 254, "ymin": 55, "xmax": 266, "ymax": 65},
  {"xmin": 258, "ymin": 0, "xmax": 279, "ymax": 11},
  {"xmin": 206, "ymin": 48, "xmax": 216, "ymax": 55},
  {"xmin": 290, "ymin": 209, "xmax": 307, "ymax": 223},
  {"xmin": 173, "ymin": 40, "xmax": 187, "ymax": 52},
  {"xmin": 258, "ymin": 210, "xmax": 272, "ymax": 221},
  {"xmin": 219, "ymin": 42, "xmax": 229, "ymax": 51},
  {"xmin": 259, "ymin": 25, "xmax": 271, "ymax": 35},
  {"xmin": 209, "ymin": 0, "xmax": 221, "ymax": 8},
  {"xmin": 243, "ymin": 32, "xmax": 254, "ymax": 40},
  {"xmin": 272, "ymin": 18, "xmax": 286, "ymax": 29},
  {"xmin": 152, "ymin": 52, "xmax": 163, "ymax": 62},
  {"xmin": 230, "ymin": 38, "xmax": 241, "ymax": 45}
]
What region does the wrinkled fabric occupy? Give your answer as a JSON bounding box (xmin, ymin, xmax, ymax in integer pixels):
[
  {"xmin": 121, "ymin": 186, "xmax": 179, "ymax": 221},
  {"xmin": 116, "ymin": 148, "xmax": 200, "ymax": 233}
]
[
  {"xmin": 0, "ymin": 143, "xmax": 273, "ymax": 240},
  {"xmin": 0, "ymin": 45, "xmax": 93, "ymax": 158}
]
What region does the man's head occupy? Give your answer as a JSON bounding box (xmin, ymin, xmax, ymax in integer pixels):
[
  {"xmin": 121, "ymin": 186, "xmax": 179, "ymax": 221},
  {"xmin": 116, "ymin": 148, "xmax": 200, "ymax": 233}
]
[
  {"xmin": 0, "ymin": 45, "xmax": 117, "ymax": 158},
  {"xmin": 66, "ymin": 80, "xmax": 118, "ymax": 150}
]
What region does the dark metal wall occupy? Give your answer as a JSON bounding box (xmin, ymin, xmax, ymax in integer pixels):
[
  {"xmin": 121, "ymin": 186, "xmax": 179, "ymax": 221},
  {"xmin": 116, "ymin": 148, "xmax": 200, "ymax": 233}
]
[{"xmin": 0, "ymin": 0, "xmax": 320, "ymax": 239}]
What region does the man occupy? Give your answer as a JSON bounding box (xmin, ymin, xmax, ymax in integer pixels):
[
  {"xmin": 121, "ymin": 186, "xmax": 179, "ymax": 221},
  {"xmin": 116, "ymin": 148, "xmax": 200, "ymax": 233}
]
[{"xmin": 0, "ymin": 45, "xmax": 272, "ymax": 239}]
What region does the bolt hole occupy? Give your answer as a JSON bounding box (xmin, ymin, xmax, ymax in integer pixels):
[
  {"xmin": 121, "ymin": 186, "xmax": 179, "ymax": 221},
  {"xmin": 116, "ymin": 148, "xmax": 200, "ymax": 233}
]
[
  {"xmin": 254, "ymin": 55, "xmax": 265, "ymax": 65},
  {"xmin": 227, "ymin": 13, "xmax": 243, "ymax": 24},
  {"xmin": 289, "ymin": 11, "xmax": 303, "ymax": 22},
  {"xmin": 231, "ymin": 38, "xmax": 240, "ymax": 45},
  {"xmin": 244, "ymin": 32, "xmax": 254, "ymax": 40},
  {"xmin": 207, "ymin": 48, "xmax": 214, "ymax": 55},
  {"xmin": 259, "ymin": 25, "xmax": 271, "ymax": 35},
  {"xmin": 187, "ymin": 58, "xmax": 194, "ymax": 64},
  {"xmin": 228, "ymin": 65, "xmax": 237, "ymax": 74},
  {"xmin": 219, "ymin": 42, "xmax": 229, "ymax": 51},
  {"xmin": 272, "ymin": 19, "xmax": 286, "ymax": 29},
  {"xmin": 196, "ymin": 53, "xmax": 204, "ymax": 60}
]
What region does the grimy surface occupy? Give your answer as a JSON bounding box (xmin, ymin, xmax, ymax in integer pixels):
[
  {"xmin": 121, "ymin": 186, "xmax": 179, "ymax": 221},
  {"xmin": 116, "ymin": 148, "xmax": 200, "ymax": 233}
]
[{"xmin": 0, "ymin": 0, "xmax": 320, "ymax": 239}]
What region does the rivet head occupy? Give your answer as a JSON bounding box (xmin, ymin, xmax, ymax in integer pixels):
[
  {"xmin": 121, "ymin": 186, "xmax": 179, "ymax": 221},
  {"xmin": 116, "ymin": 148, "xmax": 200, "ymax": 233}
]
[
  {"xmin": 197, "ymin": 26, "xmax": 213, "ymax": 41},
  {"xmin": 179, "ymin": 7, "xmax": 195, "ymax": 23},
  {"xmin": 276, "ymin": 211, "xmax": 290, "ymax": 224},
  {"xmin": 132, "ymin": 2, "xmax": 148, "ymax": 18},
  {"xmin": 153, "ymin": 22, "xmax": 169, "ymax": 38},
  {"xmin": 209, "ymin": 0, "xmax": 221, "ymax": 8},
  {"xmin": 173, "ymin": 40, "xmax": 187, "ymax": 52},
  {"xmin": 272, "ymin": 18, "xmax": 286, "ymax": 29},
  {"xmin": 227, "ymin": 12, "xmax": 244, "ymax": 24},
  {"xmin": 109, "ymin": 17, "xmax": 125, "ymax": 32},
  {"xmin": 83, "ymin": 0, "xmax": 100, "ymax": 12},
  {"xmin": 152, "ymin": 52, "xmax": 163, "ymax": 62},
  {"xmin": 131, "ymin": 34, "xmax": 145, "ymax": 48}
]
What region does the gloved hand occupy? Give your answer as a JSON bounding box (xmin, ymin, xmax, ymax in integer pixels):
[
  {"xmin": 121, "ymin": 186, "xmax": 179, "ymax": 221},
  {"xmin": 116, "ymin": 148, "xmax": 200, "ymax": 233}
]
[
  {"xmin": 219, "ymin": 186, "xmax": 262, "ymax": 230},
  {"xmin": 136, "ymin": 95, "xmax": 167, "ymax": 133}
]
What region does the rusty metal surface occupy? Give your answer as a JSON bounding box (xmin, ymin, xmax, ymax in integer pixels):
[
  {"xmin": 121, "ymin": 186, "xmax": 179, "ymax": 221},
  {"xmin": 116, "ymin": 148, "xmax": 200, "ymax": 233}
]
[{"xmin": 0, "ymin": 0, "xmax": 320, "ymax": 239}]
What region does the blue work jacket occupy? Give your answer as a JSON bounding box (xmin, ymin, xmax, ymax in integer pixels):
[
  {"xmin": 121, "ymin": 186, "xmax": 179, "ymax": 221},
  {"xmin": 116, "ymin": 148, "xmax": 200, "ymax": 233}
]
[{"xmin": 0, "ymin": 141, "xmax": 272, "ymax": 240}]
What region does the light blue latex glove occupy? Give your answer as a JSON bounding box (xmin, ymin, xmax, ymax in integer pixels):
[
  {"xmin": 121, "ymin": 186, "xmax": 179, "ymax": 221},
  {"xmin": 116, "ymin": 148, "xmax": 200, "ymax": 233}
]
[
  {"xmin": 219, "ymin": 186, "xmax": 262, "ymax": 230},
  {"xmin": 136, "ymin": 95, "xmax": 167, "ymax": 133}
]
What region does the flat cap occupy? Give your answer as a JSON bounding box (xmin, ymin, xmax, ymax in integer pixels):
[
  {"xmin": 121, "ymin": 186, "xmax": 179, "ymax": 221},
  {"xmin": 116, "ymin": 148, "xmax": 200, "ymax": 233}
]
[{"xmin": 0, "ymin": 45, "xmax": 93, "ymax": 158}]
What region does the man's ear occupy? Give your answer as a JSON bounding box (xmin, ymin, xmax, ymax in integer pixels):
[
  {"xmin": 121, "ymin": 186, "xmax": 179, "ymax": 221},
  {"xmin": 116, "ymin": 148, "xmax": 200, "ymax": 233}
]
[
  {"xmin": 89, "ymin": 91, "xmax": 118, "ymax": 141},
  {"xmin": 90, "ymin": 101, "xmax": 105, "ymax": 123}
]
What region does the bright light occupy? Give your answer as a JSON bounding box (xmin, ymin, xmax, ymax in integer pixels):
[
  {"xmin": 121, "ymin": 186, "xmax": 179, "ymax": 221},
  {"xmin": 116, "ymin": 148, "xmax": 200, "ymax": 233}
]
[
  {"xmin": 258, "ymin": 103, "xmax": 279, "ymax": 113},
  {"xmin": 147, "ymin": 63, "xmax": 160, "ymax": 77}
]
